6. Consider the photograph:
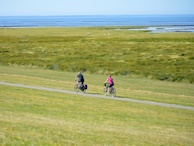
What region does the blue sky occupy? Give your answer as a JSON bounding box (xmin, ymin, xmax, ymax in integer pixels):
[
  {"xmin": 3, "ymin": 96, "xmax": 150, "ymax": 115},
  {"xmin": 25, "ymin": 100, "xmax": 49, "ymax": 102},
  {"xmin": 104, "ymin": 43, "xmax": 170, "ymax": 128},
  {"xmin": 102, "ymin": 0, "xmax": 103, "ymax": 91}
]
[{"xmin": 0, "ymin": 0, "xmax": 194, "ymax": 16}]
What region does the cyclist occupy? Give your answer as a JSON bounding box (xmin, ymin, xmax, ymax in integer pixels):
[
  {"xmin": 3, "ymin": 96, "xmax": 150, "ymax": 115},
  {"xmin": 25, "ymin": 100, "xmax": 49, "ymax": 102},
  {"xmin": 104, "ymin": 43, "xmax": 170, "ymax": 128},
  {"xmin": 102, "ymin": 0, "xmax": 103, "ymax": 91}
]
[
  {"xmin": 104, "ymin": 74, "xmax": 114, "ymax": 95},
  {"xmin": 75, "ymin": 71, "xmax": 84, "ymax": 90}
]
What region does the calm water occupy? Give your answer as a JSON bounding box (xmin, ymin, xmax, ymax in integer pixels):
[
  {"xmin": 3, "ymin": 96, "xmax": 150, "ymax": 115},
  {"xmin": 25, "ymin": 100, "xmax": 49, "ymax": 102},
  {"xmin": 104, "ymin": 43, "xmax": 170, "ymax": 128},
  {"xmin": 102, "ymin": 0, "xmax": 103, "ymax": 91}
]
[{"xmin": 0, "ymin": 15, "xmax": 194, "ymax": 27}]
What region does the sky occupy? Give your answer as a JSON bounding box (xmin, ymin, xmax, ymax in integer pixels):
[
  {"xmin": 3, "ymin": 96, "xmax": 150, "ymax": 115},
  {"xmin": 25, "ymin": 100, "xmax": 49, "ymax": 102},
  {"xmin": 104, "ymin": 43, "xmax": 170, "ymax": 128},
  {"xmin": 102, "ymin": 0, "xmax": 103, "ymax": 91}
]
[{"xmin": 0, "ymin": 0, "xmax": 194, "ymax": 16}]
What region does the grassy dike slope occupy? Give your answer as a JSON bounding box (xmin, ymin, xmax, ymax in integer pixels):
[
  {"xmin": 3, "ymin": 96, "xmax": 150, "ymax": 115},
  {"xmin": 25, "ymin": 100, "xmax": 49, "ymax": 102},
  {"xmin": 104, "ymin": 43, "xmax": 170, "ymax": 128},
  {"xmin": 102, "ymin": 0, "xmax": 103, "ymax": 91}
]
[
  {"xmin": 0, "ymin": 27, "xmax": 194, "ymax": 83},
  {"xmin": 0, "ymin": 65, "xmax": 194, "ymax": 145}
]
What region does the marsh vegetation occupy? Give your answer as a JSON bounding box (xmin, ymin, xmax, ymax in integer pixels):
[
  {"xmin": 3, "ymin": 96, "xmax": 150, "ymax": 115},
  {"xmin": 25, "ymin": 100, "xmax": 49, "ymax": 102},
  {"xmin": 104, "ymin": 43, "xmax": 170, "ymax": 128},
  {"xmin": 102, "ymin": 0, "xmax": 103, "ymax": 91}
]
[{"xmin": 0, "ymin": 27, "xmax": 193, "ymax": 84}]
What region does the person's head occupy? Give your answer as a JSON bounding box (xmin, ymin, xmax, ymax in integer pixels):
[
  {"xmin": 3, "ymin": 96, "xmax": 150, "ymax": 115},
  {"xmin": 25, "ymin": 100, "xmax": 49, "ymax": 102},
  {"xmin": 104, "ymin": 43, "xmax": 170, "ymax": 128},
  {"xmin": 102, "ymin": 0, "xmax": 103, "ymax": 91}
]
[
  {"xmin": 109, "ymin": 74, "xmax": 111, "ymax": 77},
  {"xmin": 78, "ymin": 71, "xmax": 81, "ymax": 75}
]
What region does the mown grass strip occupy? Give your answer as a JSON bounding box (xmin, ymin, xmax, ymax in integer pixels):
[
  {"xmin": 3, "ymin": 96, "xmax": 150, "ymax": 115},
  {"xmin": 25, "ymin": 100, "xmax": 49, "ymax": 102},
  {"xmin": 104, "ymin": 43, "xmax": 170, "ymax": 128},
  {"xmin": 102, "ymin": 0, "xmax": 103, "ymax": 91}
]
[
  {"xmin": 0, "ymin": 65, "xmax": 194, "ymax": 107},
  {"xmin": 1, "ymin": 81, "xmax": 194, "ymax": 111},
  {"xmin": 0, "ymin": 85, "xmax": 194, "ymax": 145}
]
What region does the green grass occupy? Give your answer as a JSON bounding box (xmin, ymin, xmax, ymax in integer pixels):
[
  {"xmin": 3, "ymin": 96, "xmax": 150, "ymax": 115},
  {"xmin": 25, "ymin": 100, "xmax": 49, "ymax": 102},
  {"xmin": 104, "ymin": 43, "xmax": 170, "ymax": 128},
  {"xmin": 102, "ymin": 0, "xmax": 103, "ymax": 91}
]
[
  {"xmin": 0, "ymin": 65, "xmax": 194, "ymax": 145},
  {"xmin": 0, "ymin": 27, "xmax": 194, "ymax": 145},
  {"xmin": 0, "ymin": 27, "xmax": 194, "ymax": 83},
  {"xmin": 1, "ymin": 84, "xmax": 194, "ymax": 145},
  {"xmin": 0, "ymin": 65, "xmax": 194, "ymax": 107}
]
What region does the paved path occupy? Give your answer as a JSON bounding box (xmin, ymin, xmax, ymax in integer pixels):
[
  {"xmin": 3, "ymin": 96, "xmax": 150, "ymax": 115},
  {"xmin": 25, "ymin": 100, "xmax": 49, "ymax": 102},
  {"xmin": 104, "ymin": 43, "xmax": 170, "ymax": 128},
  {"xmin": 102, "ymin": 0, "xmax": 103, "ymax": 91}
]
[{"xmin": 1, "ymin": 81, "xmax": 194, "ymax": 111}]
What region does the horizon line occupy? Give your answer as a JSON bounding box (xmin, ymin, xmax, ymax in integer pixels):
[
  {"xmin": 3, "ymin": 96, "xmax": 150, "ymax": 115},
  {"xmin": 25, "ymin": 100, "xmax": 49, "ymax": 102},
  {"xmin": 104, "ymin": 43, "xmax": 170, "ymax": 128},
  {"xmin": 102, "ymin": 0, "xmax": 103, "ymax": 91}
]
[{"xmin": 0, "ymin": 14, "xmax": 194, "ymax": 17}]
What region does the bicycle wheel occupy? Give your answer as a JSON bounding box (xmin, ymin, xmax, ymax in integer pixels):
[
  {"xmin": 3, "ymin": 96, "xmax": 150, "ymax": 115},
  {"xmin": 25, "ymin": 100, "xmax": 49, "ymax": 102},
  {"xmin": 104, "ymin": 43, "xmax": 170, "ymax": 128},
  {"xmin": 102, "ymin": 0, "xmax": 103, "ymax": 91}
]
[
  {"xmin": 112, "ymin": 88, "xmax": 116, "ymax": 97},
  {"xmin": 74, "ymin": 84, "xmax": 79, "ymax": 92},
  {"xmin": 104, "ymin": 87, "xmax": 107, "ymax": 96}
]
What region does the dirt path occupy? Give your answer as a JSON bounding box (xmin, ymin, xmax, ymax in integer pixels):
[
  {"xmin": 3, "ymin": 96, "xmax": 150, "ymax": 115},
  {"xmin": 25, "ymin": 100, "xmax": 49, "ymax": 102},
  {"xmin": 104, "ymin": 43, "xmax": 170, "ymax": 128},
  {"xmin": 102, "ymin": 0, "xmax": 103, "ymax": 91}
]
[{"xmin": 1, "ymin": 81, "xmax": 194, "ymax": 111}]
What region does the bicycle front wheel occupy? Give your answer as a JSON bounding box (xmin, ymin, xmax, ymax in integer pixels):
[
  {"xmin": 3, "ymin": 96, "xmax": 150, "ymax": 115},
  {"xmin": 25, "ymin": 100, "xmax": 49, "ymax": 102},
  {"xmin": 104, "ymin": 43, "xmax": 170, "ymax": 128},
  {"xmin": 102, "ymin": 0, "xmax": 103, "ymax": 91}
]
[
  {"xmin": 104, "ymin": 87, "xmax": 107, "ymax": 96},
  {"xmin": 74, "ymin": 84, "xmax": 79, "ymax": 92}
]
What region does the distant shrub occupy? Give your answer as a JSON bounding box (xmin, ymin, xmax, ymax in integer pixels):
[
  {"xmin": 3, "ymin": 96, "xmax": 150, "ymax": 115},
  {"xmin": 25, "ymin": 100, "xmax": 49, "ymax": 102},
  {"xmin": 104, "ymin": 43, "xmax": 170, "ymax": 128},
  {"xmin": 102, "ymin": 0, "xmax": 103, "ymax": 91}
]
[{"xmin": 47, "ymin": 64, "xmax": 59, "ymax": 70}]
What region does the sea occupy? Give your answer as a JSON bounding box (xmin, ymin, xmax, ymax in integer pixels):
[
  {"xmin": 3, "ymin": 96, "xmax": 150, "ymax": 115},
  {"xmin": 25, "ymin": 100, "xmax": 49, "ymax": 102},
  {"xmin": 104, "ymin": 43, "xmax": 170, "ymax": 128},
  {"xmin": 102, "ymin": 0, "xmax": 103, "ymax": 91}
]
[{"xmin": 0, "ymin": 15, "xmax": 194, "ymax": 32}]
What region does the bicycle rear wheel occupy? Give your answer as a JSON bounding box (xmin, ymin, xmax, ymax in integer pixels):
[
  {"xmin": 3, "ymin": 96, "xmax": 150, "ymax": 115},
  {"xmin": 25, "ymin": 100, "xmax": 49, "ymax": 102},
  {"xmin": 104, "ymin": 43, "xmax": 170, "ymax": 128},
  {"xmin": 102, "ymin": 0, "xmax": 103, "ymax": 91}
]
[{"xmin": 112, "ymin": 88, "xmax": 116, "ymax": 97}]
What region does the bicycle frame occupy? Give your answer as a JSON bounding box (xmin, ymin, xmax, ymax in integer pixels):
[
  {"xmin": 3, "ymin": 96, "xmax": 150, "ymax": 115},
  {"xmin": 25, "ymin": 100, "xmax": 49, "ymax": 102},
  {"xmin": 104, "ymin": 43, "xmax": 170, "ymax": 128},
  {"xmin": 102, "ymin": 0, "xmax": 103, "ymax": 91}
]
[
  {"xmin": 104, "ymin": 83, "xmax": 116, "ymax": 97},
  {"xmin": 74, "ymin": 82, "xmax": 86, "ymax": 93}
]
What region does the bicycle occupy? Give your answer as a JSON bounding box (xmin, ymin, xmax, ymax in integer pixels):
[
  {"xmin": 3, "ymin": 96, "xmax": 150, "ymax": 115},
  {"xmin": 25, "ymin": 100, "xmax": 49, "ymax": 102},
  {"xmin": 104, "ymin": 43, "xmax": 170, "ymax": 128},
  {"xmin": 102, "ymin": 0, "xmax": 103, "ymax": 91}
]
[
  {"xmin": 74, "ymin": 82, "xmax": 87, "ymax": 93},
  {"xmin": 104, "ymin": 83, "xmax": 116, "ymax": 97}
]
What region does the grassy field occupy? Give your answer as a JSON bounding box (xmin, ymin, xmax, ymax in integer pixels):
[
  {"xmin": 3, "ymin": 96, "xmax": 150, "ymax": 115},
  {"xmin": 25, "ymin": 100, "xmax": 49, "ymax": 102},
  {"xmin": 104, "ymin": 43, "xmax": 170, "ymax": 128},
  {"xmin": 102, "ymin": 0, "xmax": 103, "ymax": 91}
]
[
  {"xmin": 0, "ymin": 65, "xmax": 194, "ymax": 145},
  {"xmin": 1, "ymin": 65, "xmax": 194, "ymax": 107},
  {"xmin": 0, "ymin": 66, "xmax": 194, "ymax": 145},
  {"xmin": 0, "ymin": 27, "xmax": 194, "ymax": 145},
  {"xmin": 0, "ymin": 27, "xmax": 194, "ymax": 83}
]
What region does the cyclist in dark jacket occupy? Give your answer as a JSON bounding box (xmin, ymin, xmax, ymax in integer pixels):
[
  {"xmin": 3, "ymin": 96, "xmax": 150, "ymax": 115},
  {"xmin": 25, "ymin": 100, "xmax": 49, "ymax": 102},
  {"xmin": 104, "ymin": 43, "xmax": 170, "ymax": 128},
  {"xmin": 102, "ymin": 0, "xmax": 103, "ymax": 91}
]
[{"xmin": 75, "ymin": 72, "xmax": 84, "ymax": 89}]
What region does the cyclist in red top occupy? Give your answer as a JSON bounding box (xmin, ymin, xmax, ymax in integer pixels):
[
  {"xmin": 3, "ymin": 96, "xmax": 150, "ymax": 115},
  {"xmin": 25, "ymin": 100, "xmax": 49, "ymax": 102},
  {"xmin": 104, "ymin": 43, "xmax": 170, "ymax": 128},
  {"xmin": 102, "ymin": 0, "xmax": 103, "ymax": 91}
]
[{"xmin": 104, "ymin": 75, "xmax": 114, "ymax": 95}]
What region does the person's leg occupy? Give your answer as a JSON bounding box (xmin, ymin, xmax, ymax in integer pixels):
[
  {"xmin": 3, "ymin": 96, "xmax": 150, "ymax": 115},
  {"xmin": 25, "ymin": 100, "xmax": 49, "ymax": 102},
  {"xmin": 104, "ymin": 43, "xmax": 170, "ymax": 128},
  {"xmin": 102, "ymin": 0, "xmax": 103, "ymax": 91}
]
[
  {"xmin": 109, "ymin": 84, "xmax": 113, "ymax": 94},
  {"xmin": 81, "ymin": 82, "xmax": 84, "ymax": 91},
  {"xmin": 78, "ymin": 82, "xmax": 81, "ymax": 89}
]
